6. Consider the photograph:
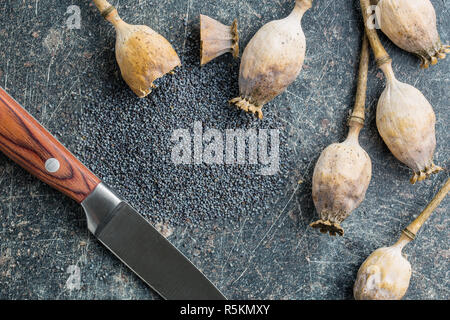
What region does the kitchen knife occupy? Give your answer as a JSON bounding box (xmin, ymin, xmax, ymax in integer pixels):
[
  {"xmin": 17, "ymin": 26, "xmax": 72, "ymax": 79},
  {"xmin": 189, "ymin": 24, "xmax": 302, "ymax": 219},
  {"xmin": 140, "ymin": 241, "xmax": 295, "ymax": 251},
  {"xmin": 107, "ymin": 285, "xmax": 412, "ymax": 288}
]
[{"xmin": 0, "ymin": 86, "xmax": 226, "ymax": 300}]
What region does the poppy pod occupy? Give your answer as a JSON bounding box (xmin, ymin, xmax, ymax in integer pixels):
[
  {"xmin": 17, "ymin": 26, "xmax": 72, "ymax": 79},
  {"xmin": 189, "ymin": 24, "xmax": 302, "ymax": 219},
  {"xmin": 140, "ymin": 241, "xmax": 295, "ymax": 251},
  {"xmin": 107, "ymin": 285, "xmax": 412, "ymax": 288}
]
[
  {"xmin": 310, "ymin": 36, "xmax": 372, "ymax": 236},
  {"xmin": 311, "ymin": 134, "xmax": 372, "ymax": 236},
  {"xmin": 376, "ymin": 63, "xmax": 442, "ymax": 183},
  {"xmin": 354, "ymin": 178, "xmax": 449, "ymax": 300},
  {"xmin": 93, "ymin": 0, "xmax": 181, "ymax": 98},
  {"xmin": 377, "ymin": 0, "xmax": 449, "ymax": 68},
  {"xmin": 360, "ymin": 0, "xmax": 443, "ymax": 183},
  {"xmin": 230, "ymin": 0, "xmax": 312, "ymax": 119},
  {"xmin": 354, "ymin": 242, "xmax": 412, "ymax": 300}
]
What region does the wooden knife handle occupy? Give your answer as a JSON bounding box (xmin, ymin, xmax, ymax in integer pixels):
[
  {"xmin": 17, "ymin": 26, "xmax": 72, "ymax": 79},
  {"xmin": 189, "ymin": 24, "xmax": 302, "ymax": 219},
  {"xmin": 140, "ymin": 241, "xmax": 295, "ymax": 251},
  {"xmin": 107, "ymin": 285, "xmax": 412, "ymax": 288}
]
[{"xmin": 0, "ymin": 87, "xmax": 101, "ymax": 203}]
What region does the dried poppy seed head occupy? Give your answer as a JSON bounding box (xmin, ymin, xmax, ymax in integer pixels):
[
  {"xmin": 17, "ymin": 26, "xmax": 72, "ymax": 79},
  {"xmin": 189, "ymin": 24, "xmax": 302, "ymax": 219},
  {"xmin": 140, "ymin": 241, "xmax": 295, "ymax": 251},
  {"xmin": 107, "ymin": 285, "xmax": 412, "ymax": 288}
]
[
  {"xmin": 199, "ymin": 15, "xmax": 239, "ymax": 66},
  {"xmin": 310, "ymin": 35, "xmax": 371, "ymax": 237},
  {"xmin": 354, "ymin": 179, "xmax": 450, "ymax": 300},
  {"xmin": 310, "ymin": 134, "xmax": 372, "ymax": 236},
  {"xmin": 354, "ymin": 241, "xmax": 411, "ymax": 300},
  {"xmin": 377, "ymin": 0, "xmax": 449, "ymax": 68},
  {"xmin": 94, "ymin": 1, "xmax": 181, "ymax": 98},
  {"xmin": 114, "ymin": 23, "xmax": 181, "ymax": 98},
  {"xmin": 229, "ymin": 0, "xmax": 312, "ymax": 119},
  {"xmin": 376, "ymin": 63, "xmax": 443, "ymax": 183}
]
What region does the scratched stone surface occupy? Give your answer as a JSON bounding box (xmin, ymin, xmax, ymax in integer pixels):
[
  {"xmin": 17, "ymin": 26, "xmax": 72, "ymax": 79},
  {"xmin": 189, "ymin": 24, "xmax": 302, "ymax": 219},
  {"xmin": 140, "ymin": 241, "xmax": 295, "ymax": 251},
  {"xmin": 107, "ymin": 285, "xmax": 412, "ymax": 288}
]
[{"xmin": 0, "ymin": 0, "xmax": 448, "ymax": 300}]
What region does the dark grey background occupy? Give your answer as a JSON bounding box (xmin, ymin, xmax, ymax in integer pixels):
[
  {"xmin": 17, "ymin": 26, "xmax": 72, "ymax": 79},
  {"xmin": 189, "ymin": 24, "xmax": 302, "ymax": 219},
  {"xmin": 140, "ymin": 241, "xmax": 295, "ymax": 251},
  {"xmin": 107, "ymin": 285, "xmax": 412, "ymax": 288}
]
[{"xmin": 0, "ymin": 0, "xmax": 448, "ymax": 299}]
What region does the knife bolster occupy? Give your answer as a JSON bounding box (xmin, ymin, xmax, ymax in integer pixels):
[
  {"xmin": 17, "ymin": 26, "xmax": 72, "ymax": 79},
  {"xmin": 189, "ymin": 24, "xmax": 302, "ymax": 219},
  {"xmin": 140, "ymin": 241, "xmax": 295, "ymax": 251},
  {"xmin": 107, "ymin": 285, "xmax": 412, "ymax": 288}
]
[{"xmin": 81, "ymin": 182, "xmax": 122, "ymax": 234}]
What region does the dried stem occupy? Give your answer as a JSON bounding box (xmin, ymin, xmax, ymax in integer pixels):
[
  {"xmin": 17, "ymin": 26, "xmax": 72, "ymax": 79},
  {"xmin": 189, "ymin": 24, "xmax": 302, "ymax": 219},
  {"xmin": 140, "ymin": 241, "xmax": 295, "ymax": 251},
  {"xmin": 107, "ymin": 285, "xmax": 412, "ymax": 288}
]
[
  {"xmin": 93, "ymin": 0, "xmax": 121, "ymax": 25},
  {"xmin": 348, "ymin": 34, "xmax": 369, "ymax": 130},
  {"xmin": 93, "ymin": 0, "xmax": 112, "ymax": 14},
  {"xmin": 404, "ymin": 177, "xmax": 450, "ymax": 238},
  {"xmin": 360, "ymin": 0, "xmax": 391, "ymax": 67},
  {"xmin": 294, "ymin": 0, "xmax": 313, "ymax": 14}
]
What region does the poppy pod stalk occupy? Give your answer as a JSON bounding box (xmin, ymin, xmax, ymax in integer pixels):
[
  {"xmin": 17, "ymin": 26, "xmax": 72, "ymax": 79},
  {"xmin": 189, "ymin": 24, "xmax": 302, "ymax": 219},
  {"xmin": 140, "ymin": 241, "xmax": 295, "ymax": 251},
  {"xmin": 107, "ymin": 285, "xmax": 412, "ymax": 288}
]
[
  {"xmin": 229, "ymin": 0, "xmax": 312, "ymax": 119},
  {"xmin": 310, "ymin": 36, "xmax": 372, "ymax": 236},
  {"xmin": 377, "ymin": 0, "xmax": 449, "ymax": 68},
  {"xmin": 93, "ymin": 0, "xmax": 181, "ymax": 98},
  {"xmin": 354, "ymin": 178, "xmax": 449, "ymax": 300},
  {"xmin": 360, "ymin": 0, "xmax": 443, "ymax": 184}
]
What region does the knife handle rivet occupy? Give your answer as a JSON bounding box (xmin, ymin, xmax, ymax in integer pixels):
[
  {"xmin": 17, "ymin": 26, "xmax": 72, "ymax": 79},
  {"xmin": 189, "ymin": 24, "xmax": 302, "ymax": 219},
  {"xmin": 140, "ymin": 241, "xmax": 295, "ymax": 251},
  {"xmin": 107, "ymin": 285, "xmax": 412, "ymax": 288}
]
[{"xmin": 45, "ymin": 158, "xmax": 60, "ymax": 173}]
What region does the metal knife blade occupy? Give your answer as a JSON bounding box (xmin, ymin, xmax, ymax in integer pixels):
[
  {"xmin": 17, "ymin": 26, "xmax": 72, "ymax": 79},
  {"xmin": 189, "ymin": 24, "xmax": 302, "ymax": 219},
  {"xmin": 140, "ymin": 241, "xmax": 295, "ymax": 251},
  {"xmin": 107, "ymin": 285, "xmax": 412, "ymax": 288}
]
[{"xmin": 82, "ymin": 183, "xmax": 226, "ymax": 300}]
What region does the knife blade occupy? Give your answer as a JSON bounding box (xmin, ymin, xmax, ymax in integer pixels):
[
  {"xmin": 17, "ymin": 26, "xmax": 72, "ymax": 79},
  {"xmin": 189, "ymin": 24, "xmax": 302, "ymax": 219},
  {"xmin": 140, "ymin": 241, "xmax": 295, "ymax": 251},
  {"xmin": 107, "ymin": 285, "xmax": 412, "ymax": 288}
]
[{"xmin": 0, "ymin": 86, "xmax": 226, "ymax": 300}]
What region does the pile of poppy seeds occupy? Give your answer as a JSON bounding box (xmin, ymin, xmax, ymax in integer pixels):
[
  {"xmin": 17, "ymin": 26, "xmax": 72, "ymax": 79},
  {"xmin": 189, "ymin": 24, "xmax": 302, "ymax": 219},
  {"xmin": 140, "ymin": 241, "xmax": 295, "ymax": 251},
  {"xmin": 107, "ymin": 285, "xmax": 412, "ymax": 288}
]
[{"xmin": 73, "ymin": 28, "xmax": 304, "ymax": 226}]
